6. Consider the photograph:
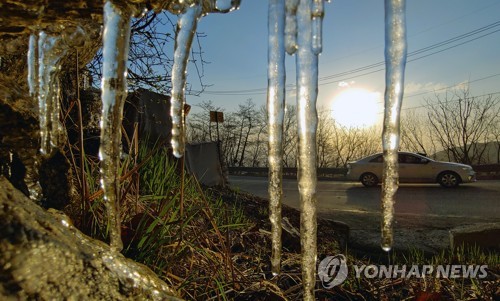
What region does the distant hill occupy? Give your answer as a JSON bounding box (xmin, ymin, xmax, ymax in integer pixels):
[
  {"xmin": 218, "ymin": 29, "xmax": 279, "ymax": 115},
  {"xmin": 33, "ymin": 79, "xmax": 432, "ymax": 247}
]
[{"xmin": 432, "ymin": 141, "xmax": 500, "ymax": 164}]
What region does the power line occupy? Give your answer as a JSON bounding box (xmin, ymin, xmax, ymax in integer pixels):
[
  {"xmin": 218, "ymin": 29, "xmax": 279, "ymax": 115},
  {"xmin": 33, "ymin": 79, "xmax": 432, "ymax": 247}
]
[
  {"xmin": 383, "ymin": 91, "xmax": 500, "ymax": 114},
  {"xmin": 368, "ymin": 72, "xmax": 500, "ymax": 107},
  {"xmin": 404, "ymin": 73, "xmax": 500, "ymax": 99},
  {"xmin": 319, "ymin": 21, "xmax": 500, "ymax": 82},
  {"xmin": 194, "ymin": 20, "xmax": 500, "ymax": 96}
]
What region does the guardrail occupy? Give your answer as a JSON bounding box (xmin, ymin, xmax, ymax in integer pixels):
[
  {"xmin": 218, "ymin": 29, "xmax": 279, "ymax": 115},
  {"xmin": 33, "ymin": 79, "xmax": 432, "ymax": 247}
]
[
  {"xmin": 472, "ymin": 164, "xmax": 500, "ymax": 179},
  {"xmin": 228, "ymin": 167, "xmax": 348, "ymax": 180},
  {"xmin": 229, "ymin": 164, "xmax": 500, "ymax": 180}
]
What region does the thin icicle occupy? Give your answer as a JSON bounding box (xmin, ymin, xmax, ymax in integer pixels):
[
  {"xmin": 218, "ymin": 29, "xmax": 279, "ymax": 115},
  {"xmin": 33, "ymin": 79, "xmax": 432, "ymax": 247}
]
[
  {"xmin": 37, "ymin": 32, "xmax": 66, "ymax": 155},
  {"xmin": 381, "ymin": 0, "xmax": 407, "ymax": 252},
  {"xmin": 170, "ymin": 3, "xmax": 203, "ymax": 158},
  {"xmin": 311, "ymin": 0, "xmax": 324, "ymax": 54},
  {"xmin": 267, "ymin": 0, "xmax": 286, "ymax": 276},
  {"xmin": 285, "ymin": 0, "xmax": 299, "ymax": 55},
  {"xmin": 296, "ymin": 0, "xmax": 321, "ymax": 299},
  {"xmin": 28, "ymin": 34, "xmax": 38, "ymax": 97},
  {"xmin": 100, "ymin": 0, "xmax": 132, "ymax": 252}
]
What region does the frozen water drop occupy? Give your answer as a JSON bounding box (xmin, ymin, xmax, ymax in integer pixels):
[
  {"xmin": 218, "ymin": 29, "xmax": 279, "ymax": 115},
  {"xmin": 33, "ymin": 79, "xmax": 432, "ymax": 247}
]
[
  {"xmin": 216, "ymin": 0, "xmax": 241, "ymax": 12},
  {"xmin": 382, "ymin": 244, "xmax": 392, "ymax": 252}
]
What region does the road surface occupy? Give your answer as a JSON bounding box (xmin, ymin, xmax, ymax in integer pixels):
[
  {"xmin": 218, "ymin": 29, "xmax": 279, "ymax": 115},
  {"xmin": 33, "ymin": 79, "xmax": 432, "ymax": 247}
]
[{"xmin": 229, "ymin": 176, "xmax": 500, "ymax": 253}]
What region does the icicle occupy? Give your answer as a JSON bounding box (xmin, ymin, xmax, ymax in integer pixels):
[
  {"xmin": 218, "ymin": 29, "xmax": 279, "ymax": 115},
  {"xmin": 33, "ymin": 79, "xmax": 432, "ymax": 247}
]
[
  {"xmin": 28, "ymin": 34, "xmax": 38, "ymax": 97},
  {"xmin": 311, "ymin": 0, "xmax": 324, "ymax": 55},
  {"xmin": 37, "ymin": 32, "xmax": 67, "ymax": 155},
  {"xmin": 170, "ymin": 3, "xmax": 203, "ymax": 158},
  {"xmin": 215, "ymin": 0, "xmax": 241, "ymax": 12},
  {"xmin": 285, "ymin": 0, "xmax": 299, "ymax": 55},
  {"xmin": 296, "ymin": 0, "xmax": 320, "ymax": 299},
  {"xmin": 381, "ymin": 0, "xmax": 407, "ymax": 252},
  {"xmin": 267, "ymin": 0, "xmax": 286, "ymax": 276},
  {"xmin": 100, "ymin": 0, "xmax": 132, "ymax": 252}
]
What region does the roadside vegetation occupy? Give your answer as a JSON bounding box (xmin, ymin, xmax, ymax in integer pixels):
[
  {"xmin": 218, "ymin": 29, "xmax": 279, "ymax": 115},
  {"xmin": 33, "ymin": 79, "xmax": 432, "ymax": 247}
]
[{"xmin": 58, "ymin": 129, "xmax": 499, "ymax": 300}]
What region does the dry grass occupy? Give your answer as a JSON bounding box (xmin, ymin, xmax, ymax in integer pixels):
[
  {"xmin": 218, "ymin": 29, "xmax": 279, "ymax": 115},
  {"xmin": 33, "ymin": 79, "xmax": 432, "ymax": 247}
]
[{"xmin": 59, "ymin": 101, "xmax": 498, "ymax": 300}]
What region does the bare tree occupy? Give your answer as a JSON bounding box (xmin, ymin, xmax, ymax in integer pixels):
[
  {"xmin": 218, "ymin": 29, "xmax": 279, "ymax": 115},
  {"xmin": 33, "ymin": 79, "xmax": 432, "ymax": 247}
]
[
  {"xmin": 233, "ymin": 99, "xmax": 257, "ymax": 166},
  {"xmin": 87, "ymin": 11, "xmax": 207, "ymax": 95},
  {"xmin": 426, "ymin": 87, "xmax": 500, "ymax": 164},
  {"xmin": 248, "ymin": 105, "xmax": 268, "ymax": 167},
  {"xmin": 488, "ymin": 118, "xmax": 500, "ymax": 164},
  {"xmin": 330, "ymin": 123, "xmax": 379, "ymax": 167},
  {"xmin": 316, "ymin": 109, "xmax": 335, "ymax": 168},
  {"xmin": 400, "ymin": 109, "xmax": 437, "ymax": 157},
  {"xmin": 186, "ymin": 100, "xmax": 223, "ymax": 143},
  {"xmin": 282, "ymin": 105, "xmax": 298, "ymax": 167}
]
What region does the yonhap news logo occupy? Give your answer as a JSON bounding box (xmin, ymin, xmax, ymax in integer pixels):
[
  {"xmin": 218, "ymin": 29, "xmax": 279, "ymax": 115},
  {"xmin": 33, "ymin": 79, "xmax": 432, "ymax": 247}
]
[
  {"xmin": 318, "ymin": 254, "xmax": 488, "ymax": 288},
  {"xmin": 317, "ymin": 255, "xmax": 348, "ymax": 288}
]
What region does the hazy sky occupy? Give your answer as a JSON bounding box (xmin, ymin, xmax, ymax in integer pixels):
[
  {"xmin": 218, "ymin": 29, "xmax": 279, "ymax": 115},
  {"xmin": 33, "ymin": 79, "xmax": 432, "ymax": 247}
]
[{"xmin": 182, "ymin": 0, "xmax": 500, "ymax": 123}]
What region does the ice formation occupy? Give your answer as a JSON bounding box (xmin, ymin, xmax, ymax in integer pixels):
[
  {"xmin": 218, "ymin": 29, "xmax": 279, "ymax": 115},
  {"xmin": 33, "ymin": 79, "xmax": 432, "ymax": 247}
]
[
  {"xmin": 24, "ymin": 0, "xmax": 410, "ymax": 298},
  {"xmin": 381, "ymin": 0, "xmax": 407, "ymax": 252},
  {"xmin": 28, "ymin": 32, "xmax": 66, "ymax": 155},
  {"xmin": 267, "ymin": 0, "xmax": 286, "ymax": 275},
  {"xmin": 267, "ymin": 0, "xmax": 324, "ymax": 298},
  {"xmin": 295, "ymin": 0, "xmax": 321, "ymax": 299},
  {"xmin": 284, "ymin": 0, "xmax": 299, "ymax": 55},
  {"xmin": 170, "ymin": 2, "xmax": 203, "ymax": 158},
  {"xmin": 99, "ymin": 0, "xmax": 133, "ymax": 251}
]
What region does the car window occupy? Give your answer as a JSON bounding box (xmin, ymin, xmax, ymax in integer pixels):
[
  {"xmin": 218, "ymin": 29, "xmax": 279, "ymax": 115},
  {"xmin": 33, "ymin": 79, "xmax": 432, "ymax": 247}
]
[
  {"xmin": 399, "ymin": 154, "xmax": 425, "ymax": 164},
  {"xmin": 369, "ymin": 155, "xmax": 383, "ymax": 163}
]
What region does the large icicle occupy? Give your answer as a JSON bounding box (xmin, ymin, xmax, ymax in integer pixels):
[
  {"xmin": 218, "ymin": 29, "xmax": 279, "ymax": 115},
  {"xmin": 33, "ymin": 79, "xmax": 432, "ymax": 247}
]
[
  {"xmin": 36, "ymin": 32, "xmax": 67, "ymax": 155},
  {"xmin": 381, "ymin": 0, "xmax": 407, "ymax": 252},
  {"xmin": 170, "ymin": 3, "xmax": 203, "ymax": 158},
  {"xmin": 100, "ymin": 1, "xmax": 132, "ymax": 252},
  {"xmin": 267, "ymin": 0, "xmax": 286, "ymax": 276},
  {"xmin": 296, "ymin": 0, "xmax": 321, "ymax": 299}
]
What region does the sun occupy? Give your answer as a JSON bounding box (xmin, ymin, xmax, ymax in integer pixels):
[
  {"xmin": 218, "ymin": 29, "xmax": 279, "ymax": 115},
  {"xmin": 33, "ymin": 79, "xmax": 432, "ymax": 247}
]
[{"xmin": 331, "ymin": 88, "xmax": 382, "ymax": 128}]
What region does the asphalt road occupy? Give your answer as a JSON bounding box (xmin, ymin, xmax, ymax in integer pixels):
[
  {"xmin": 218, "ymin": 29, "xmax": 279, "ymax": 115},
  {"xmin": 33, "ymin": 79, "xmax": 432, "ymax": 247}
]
[{"xmin": 229, "ymin": 176, "xmax": 500, "ymax": 253}]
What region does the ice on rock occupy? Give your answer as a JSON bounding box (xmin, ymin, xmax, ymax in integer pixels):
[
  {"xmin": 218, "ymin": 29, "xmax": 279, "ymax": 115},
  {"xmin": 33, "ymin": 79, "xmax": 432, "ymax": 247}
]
[
  {"xmin": 170, "ymin": 3, "xmax": 203, "ymax": 158},
  {"xmin": 267, "ymin": 0, "xmax": 286, "ymax": 275},
  {"xmin": 99, "ymin": 0, "xmax": 133, "ymax": 251},
  {"xmin": 28, "ymin": 34, "xmax": 38, "ymax": 98},
  {"xmin": 381, "ymin": 0, "xmax": 407, "ymax": 252},
  {"xmin": 35, "ymin": 32, "xmax": 68, "ymax": 155}
]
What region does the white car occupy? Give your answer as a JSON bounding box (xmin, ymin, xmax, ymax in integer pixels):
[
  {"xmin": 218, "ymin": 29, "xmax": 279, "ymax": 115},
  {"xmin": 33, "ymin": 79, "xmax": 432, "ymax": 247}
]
[{"xmin": 346, "ymin": 152, "xmax": 476, "ymax": 188}]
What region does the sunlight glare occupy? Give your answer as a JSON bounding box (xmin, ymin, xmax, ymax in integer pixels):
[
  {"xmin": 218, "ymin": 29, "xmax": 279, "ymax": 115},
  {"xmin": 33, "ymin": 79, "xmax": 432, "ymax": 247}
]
[{"xmin": 331, "ymin": 88, "xmax": 381, "ymax": 128}]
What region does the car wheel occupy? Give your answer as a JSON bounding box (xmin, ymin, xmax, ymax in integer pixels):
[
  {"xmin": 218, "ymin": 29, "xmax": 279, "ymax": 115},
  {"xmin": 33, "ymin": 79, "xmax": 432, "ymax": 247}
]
[
  {"xmin": 438, "ymin": 171, "xmax": 460, "ymax": 188},
  {"xmin": 360, "ymin": 173, "xmax": 378, "ymax": 187}
]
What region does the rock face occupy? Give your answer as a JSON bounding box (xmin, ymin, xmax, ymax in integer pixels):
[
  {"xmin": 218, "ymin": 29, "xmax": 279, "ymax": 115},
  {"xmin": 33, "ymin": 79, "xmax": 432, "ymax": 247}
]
[{"xmin": 0, "ymin": 176, "xmax": 181, "ymax": 300}]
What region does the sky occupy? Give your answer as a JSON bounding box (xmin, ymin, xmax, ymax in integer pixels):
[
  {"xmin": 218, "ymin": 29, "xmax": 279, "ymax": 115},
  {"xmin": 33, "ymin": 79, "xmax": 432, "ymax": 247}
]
[{"xmin": 182, "ymin": 0, "xmax": 500, "ymax": 127}]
